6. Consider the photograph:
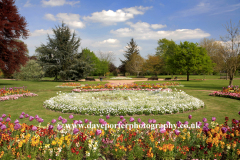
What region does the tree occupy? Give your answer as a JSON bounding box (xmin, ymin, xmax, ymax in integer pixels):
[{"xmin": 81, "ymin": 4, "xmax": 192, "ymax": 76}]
[
  {"xmin": 199, "ymin": 38, "xmax": 225, "ymax": 73},
  {"xmin": 119, "ymin": 38, "xmax": 140, "ymax": 73},
  {"xmin": 36, "ymin": 22, "xmax": 81, "ymax": 80},
  {"xmin": 167, "ymin": 41, "xmax": 213, "ymax": 81},
  {"xmin": 143, "ymin": 55, "xmax": 163, "ymax": 76},
  {"xmin": 220, "ymin": 20, "xmax": 240, "ymax": 85},
  {"xmin": 13, "ymin": 60, "xmax": 44, "ymax": 80},
  {"xmin": 0, "ymin": 0, "xmax": 29, "ymax": 77},
  {"xmin": 125, "ymin": 53, "xmax": 144, "ymax": 76}
]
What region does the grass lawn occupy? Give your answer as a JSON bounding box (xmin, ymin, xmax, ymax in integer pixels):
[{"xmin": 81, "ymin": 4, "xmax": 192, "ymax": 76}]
[{"xmin": 0, "ymin": 78, "xmax": 239, "ymax": 127}]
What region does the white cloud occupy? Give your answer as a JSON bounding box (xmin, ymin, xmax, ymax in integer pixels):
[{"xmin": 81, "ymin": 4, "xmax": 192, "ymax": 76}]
[
  {"xmin": 44, "ymin": 13, "xmax": 85, "ymax": 28},
  {"xmin": 92, "ymin": 39, "xmax": 120, "ymax": 48},
  {"xmin": 24, "ymin": 0, "xmax": 34, "ymax": 7},
  {"xmin": 30, "ymin": 29, "xmax": 53, "ymax": 37},
  {"xmin": 41, "ymin": 0, "xmax": 80, "ymax": 7},
  {"xmin": 44, "ymin": 13, "xmax": 56, "ymax": 21},
  {"xmin": 110, "ymin": 21, "xmax": 210, "ymax": 40},
  {"xmin": 83, "ymin": 6, "xmax": 152, "ymax": 25},
  {"xmin": 151, "ymin": 24, "xmax": 167, "ymax": 29}
]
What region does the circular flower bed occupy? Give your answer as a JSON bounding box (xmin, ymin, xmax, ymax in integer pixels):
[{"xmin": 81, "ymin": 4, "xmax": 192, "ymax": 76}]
[{"xmin": 44, "ymin": 90, "xmax": 204, "ymax": 116}]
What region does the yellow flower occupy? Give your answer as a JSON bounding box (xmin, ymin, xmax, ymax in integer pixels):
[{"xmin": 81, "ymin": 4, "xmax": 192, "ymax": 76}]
[{"xmin": 51, "ymin": 140, "xmax": 56, "ymax": 146}]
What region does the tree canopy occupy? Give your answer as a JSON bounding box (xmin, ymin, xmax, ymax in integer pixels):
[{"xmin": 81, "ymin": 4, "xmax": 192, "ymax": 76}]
[{"xmin": 0, "ymin": 0, "xmax": 29, "ymax": 77}]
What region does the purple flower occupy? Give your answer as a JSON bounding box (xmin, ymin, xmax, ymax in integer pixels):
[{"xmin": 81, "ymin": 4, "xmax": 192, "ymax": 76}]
[
  {"xmin": 48, "ymin": 125, "xmax": 54, "ymax": 130},
  {"xmin": 137, "ymin": 118, "xmax": 141, "ymax": 123},
  {"xmin": 51, "ymin": 119, "xmax": 56, "ymax": 124},
  {"xmin": 235, "ymin": 120, "xmax": 239, "ymax": 123},
  {"xmin": 35, "ymin": 115, "xmax": 39, "ymax": 119},
  {"xmin": 14, "ymin": 123, "xmax": 21, "ymax": 130},
  {"xmin": 32, "ymin": 126, "xmax": 37, "ymax": 131},
  {"xmin": 0, "ymin": 122, "xmax": 2, "ymax": 127},
  {"xmin": 202, "ymin": 118, "xmax": 207, "ymax": 123},
  {"xmin": 19, "ymin": 115, "xmax": 24, "ymax": 119},
  {"xmin": 174, "ymin": 129, "xmax": 180, "ymax": 135},
  {"xmin": 38, "ymin": 118, "xmax": 44, "ymax": 123},
  {"xmin": 204, "ymin": 123, "xmax": 209, "ymax": 127},
  {"xmin": 166, "ymin": 121, "xmax": 170, "ymax": 126},
  {"xmin": 78, "ymin": 120, "xmax": 83, "ymax": 124},
  {"xmin": 212, "ymin": 117, "xmax": 216, "ymax": 121},
  {"xmin": 203, "ymin": 126, "xmax": 209, "ymax": 132},
  {"xmin": 197, "ymin": 121, "xmax": 202, "ymax": 127},
  {"xmin": 188, "ymin": 115, "xmax": 192, "ymax": 119},
  {"xmin": 184, "ymin": 121, "xmax": 189, "ymax": 125},
  {"xmin": 6, "ymin": 117, "xmax": 11, "ymax": 122},
  {"xmin": 58, "ymin": 116, "xmax": 63, "ymax": 121},
  {"xmin": 69, "ymin": 115, "xmax": 74, "ymax": 119},
  {"xmin": 120, "ymin": 116, "xmax": 124, "ymax": 119},
  {"xmin": 57, "ymin": 125, "xmax": 63, "ymax": 131},
  {"xmin": 0, "ymin": 118, "xmax": 2, "ymax": 122},
  {"xmin": 152, "ymin": 119, "xmax": 156, "ymax": 124},
  {"xmin": 221, "ymin": 127, "xmax": 227, "ymax": 133},
  {"xmin": 96, "ymin": 129, "xmax": 102, "ymax": 135},
  {"xmin": 29, "ymin": 116, "xmax": 34, "ymax": 121},
  {"xmin": 99, "ymin": 118, "xmax": 104, "ymax": 124},
  {"xmin": 62, "ymin": 119, "xmax": 67, "ymax": 124},
  {"xmin": 177, "ymin": 121, "xmax": 182, "ymax": 127},
  {"xmin": 14, "ymin": 119, "xmax": 19, "ymax": 124},
  {"xmin": 25, "ymin": 114, "xmax": 29, "ymax": 118},
  {"xmin": 129, "ymin": 117, "xmax": 134, "ymax": 122},
  {"xmin": 2, "ymin": 114, "xmax": 6, "ymax": 118},
  {"xmin": 141, "ymin": 122, "xmax": 145, "ymax": 127},
  {"xmin": 238, "ymin": 111, "xmax": 240, "ymax": 115},
  {"xmin": 84, "ymin": 119, "xmax": 88, "ymax": 123},
  {"xmin": 73, "ymin": 120, "xmax": 78, "ymax": 124},
  {"xmin": 106, "ymin": 115, "xmax": 110, "ymax": 119},
  {"xmin": 89, "ymin": 121, "xmax": 92, "ymax": 124},
  {"xmin": 148, "ymin": 119, "xmax": 152, "ymax": 123},
  {"xmin": 160, "ymin": 127, "xmax": 166, "ymax": 134},
  {"xmin": 1, "ymin": 124, "xmax": 7, "ymax": 130},
  {"xmin": 122, "ymin": 119, "xmax": 126, "ymax": 123},
  {"xmin": 21, "ymin": 112, "xmax": 25, "ymax": 115},
  {"xmin": 73, "ymin": 128, "xmax": 79, "ymax": 134}
]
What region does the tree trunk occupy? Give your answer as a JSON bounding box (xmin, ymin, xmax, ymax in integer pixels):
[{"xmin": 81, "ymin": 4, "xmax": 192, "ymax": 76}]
[
  {"xmin": 187, "ymin": 71, "xmax": 189, "ymax": 81},
  {"xmin": 226, "ymin": 72, "xmax": 228, "ymax": 80},
  {"xmin": 229, "ymin": 75, "xmax": 233, "ymax": 86}
]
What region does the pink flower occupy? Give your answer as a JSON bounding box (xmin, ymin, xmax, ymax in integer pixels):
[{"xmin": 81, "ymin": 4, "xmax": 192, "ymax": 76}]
[
  {"xmin": 129, "ymin": 117, "xmax": 134, "ymax": 122},
  {"xmin": 21, "ymin": 112, "xmax": 25, "ymax": 115},
  {"xmin": 96, "ymin": 129, "xmax": 102, "ymax": 135},
  {"xmin": 204, "ymin": 123, "xmax": 209, "ymax": 127},
  {"xmin": 197, "ymin": 121, "xmax": 202, "ymax": 127},
  {"xmin": 25, "ymin": 114, "xmax": 29, "ymax": 118},
  {"xmin": 106, "ymin": 115, "xmax": 110, "ymax": 119},
  {"xmin": 184, "ymin": 121, "xmax": 188, "ymax": 125},
  {"xmin": 73, "ymin": 128, "xmax": 79, "ymax": 134},
  {"xmin": 73, "ymin": 120, "xmax": 78, "ymax": 124},
  {"xmin": 1, "ymin": 124, "xmax": 7, "ymax": 130},
  {"xmin": 48, "ymin": 125, "xmax": 54, "ymax": 130},
  {"xmin": 148, "ymin": 119, "xmax": 152, "ymax": 123},
  {"xmin": 152, "ymin": 119, "xmax": 156, "ymax": 124},
  {"xmin": 166, "ymin": 121, "xmax": 170, "ymax": 126},
  {"xmin": 62, "ymin": 119, "xmax": 67, "ymax": 124},
  {"xmin": 84, "ymin": 119, "xmax": 89, "ymax": 123},
  {"xmin": 6, "ymin": 117, "xmax": 11, "ymax": 122},
  {"xmin": 99, "ymin": 118, "xmax": 104, "ymax": 124},
  {"xmin": 0, "ymin": 118, "xmax": 2, "ymax": 122},
  {"xmin": 32, "ymin": 126, "xmax": 37, "ymax": 131},
  {"xmin": 51, "ymin": 119, "xmax": 56, "ymax": 123},
  {"xmin": 141, "ymin": 122, "xmax": 145, "ymax": 127},
  {"xmin": 19, "ymin": 115, "xmax": 24, "ymax": 119},
  {"xmin": 57, "ymin": 125, "xmax": 63, "ymax": 131},
  {"xmin": 14, "ymin": 119, "xmax": 19, "ymax": 124},
  {"xmin": 2, "ymin": 114, "xmax": 6, "ymax": 118},
  {"xmin": 35, "ymin": 115, "xmax": 39, "ymax": 119},
  {"xmin": 122, "ymin": 119, "xmax": 126, "ymax": 123},
  {"xmin": 174, "ymin": 129, "xmax": 180, "ymax": 135},
  {"xmin": 177, "ymin": 121, "xmax": 182, "ymax": 127},
  {"xmin": 29, "ymin": 116, "xmax": 34, "ymax": 121},
  {"xmin": 221, "ymin": 127, "xmax": 227, "ymax": 133},
  {"xmin": 37, "ymin": 118, "xmax": 44, "ymax": 123},
  {"xmin": 58, "ymin": 116, "xmax": 63, "ymax": 121},
  {"xmin": 202, "ymin": 118, "xmax": 207, "ymax": 122},
  {"xmin": 137, "ymin": 118, "xmax": 141, "ymax": 123},
  {"xmin": 78, "ymin": 120, "xmax": 83, "ymax": 124},
  {"xmin": 160, "ymin": 127, "xmax": 166, "ymax": 134},
  {"xmin": 69, "ymin": 115, "xmax": 74, "ymax": 119},
  {"xmin": 188, "ymin": 115, "xmax": 192, "ymax": 119},
  {"xmin": 212, "ymin": 117, "xmax": 216, "ymax": 121},
  {"xmin": 120, "ymin": 116, "xmax": 124, "ymax": 119},
  {"xmin": 238, "ymin": 111, "xmax": 240, "ymax": 115}
]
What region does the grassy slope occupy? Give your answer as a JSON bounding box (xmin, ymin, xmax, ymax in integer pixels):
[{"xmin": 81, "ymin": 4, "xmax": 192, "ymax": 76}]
[{"xmin": 0, "ymin": 77, "xmax": 239, "ymax": 127}]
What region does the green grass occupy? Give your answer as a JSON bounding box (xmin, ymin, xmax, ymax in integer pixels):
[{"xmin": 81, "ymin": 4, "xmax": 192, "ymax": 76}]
[{"xmin": 0, "ymin": 78, "xmax": 239, "ymax": 127}]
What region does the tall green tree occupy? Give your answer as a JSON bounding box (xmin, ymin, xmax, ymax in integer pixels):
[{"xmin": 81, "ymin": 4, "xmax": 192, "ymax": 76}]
[
  {"xmin": 167, "ymin": 41, "xmax": 213, "ymax": 81},
  {"xmin": 120, "ymin": 38, "xmax": 139, "ymax": 74},
  {"xmin": 36, "ymin": 22, "xmax": 81, "ymax": 80}
]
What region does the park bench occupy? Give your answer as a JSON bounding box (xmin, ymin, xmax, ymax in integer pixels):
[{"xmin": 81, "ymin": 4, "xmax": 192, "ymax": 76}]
[
  {"xmin": 99, "ymin": 76, "xmax": 106, "ymax": 81},
  {"xmin": 220, "ymin": 76, "xmax": 229, "ymax": 79},
  {"xmin": 164, "ymin": 78, "xmax": 172, "ymax": 81},
  {"xmin": 148, "ymin": 77, "xmax": 158, "ymax": 81},
  {"xmin": 174, "ymin": 77, "xmax": 178, "ymax": 80},
  {"xmin": 85, "ymin": 77, "xmax": 95, "ymax": 81}
]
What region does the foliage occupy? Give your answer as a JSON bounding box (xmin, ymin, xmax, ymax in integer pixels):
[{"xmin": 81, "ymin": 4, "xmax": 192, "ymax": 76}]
[
  {"xmin": 167, "ymin": 41, "xmax": 214, "ymax": 81},
  {"xmin": 125, "ymin": 53, "xmax": 145, "ymax": 76},
  {"xmin": 0, "ymin": 0, "xmax": 29, "ymax": 77},
  {"xmin": 13, "ymin": 60, "xmax": 44, "ymax": 80},
  {"xmin": 143, "ymin": 54, "xmax": 164, "ymax": 76}
]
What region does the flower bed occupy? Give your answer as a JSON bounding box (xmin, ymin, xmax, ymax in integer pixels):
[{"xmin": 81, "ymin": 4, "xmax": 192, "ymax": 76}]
[
  {"xmin": 0, "ymin": 113, "xmax": 239, "ymax": 159},
  {"xmin": 44, "ymin": 89, "xmax": 204, "ymax": 115},
  {"xmin": 56, "ymin": 83, "xmax": 84, "ymax": 88},
  {"xmin": 0, "ymin": 86, "xmax": 38, "ymax": 101},
  {"xmin": 209, "ymin": 85, "xmax": 240, "ymax": 100}
]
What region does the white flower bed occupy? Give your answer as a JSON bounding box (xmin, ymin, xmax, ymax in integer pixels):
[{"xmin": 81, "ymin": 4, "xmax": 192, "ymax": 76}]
[
  {"xmin": 110, "ymin": 77, "xmax": 132, "ymax": 80},
  {"xmin": 44, "ymin": 90, "xmax": 204, "ymax": 116}
]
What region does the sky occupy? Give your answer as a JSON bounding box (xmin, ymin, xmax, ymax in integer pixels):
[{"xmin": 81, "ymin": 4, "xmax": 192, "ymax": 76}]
[{"xmin": 14, "ymin": 0, "xmax": 240, "ymax": 67}]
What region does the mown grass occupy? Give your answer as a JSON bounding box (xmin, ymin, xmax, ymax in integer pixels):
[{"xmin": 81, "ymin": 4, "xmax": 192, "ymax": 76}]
[{"xmin": 0, "ymin": 78, "xmax": 239, "ymax": 127}]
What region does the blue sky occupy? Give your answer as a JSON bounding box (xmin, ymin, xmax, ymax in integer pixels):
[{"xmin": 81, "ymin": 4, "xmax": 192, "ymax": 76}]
[{"xmin": 15, "ymin": 0, "xmax": 240, "ymax": 67}]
